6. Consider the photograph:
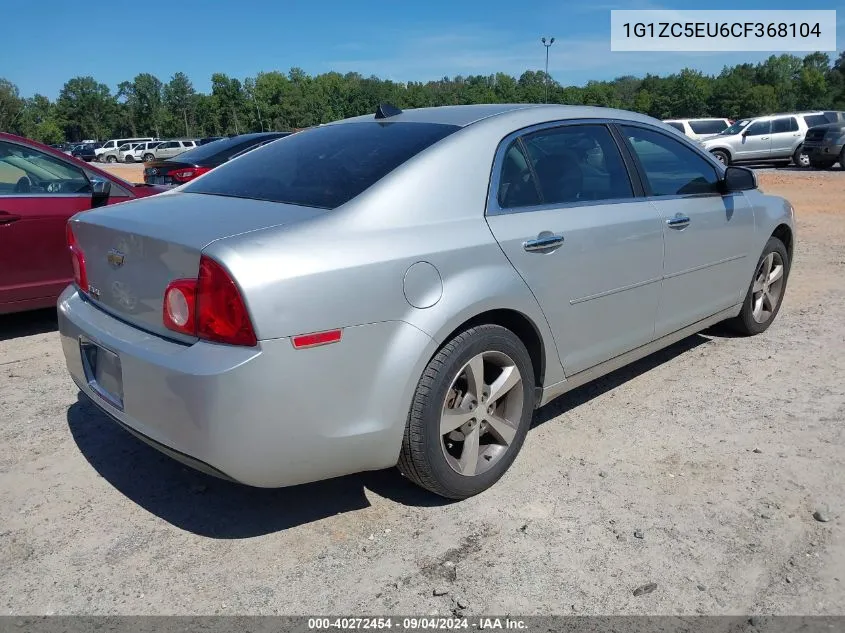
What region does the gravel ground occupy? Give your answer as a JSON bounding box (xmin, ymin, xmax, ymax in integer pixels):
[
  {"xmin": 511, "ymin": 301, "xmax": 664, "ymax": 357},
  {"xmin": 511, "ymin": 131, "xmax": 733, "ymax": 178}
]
[{"xmin": 1, "ymin": 169, "xmax": 843, "ymax": 616}]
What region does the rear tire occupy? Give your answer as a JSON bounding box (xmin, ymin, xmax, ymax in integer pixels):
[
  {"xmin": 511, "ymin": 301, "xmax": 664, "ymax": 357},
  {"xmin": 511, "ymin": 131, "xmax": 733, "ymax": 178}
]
[
  {"xmin": 398, "ymin": 324, "xmax": 535, "ymax": 499},
  {"xmin": 728, "ymin": 237, "xmax": 790, "ymax": 336},
  {"xmin": 106, "ymin": 155, "xmax": 117, "ymax": 163},
  {"xmin": 711, "ymin": 149, "xmax": 730, "ymax": 166},
  {"xmin": 792, "ymin": 145, "xmax": 810, "ymax": 168},
  {"xmin": 143, "ymin": 153, "xmax": 155, "ymax": 162}
]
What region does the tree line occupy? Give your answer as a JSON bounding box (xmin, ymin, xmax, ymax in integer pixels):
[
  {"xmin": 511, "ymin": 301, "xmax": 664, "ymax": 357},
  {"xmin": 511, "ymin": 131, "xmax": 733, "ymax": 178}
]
[{"xmin": 1, "ymin": 51, "xmax": 844, "ymax": 144}]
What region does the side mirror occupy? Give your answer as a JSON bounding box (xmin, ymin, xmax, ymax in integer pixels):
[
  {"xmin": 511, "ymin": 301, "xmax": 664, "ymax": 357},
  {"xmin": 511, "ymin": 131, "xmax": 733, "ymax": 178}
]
[
  {"xmin": 91, "ymin": 179, "xmax": 112, "ymax": 208},
  {"xmin": 722, "ymin": 166, "xmax": 756, "ymax": 192}
]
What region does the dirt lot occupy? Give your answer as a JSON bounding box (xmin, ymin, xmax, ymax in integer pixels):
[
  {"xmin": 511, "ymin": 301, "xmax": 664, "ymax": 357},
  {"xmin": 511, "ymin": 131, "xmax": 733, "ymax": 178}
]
[{"xmin": 1, "ymin": 169, "xmax": 843, "ymax": 616}]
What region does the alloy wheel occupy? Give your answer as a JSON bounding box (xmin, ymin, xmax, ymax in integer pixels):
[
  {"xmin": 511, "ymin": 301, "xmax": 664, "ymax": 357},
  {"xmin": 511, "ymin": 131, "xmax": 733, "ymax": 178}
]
[
  {"xmin": 439, "ymin": 351, "xmax": 524, "ymax": 477},
  {"xmin": 751, "ymin": 251, "xmax": 785, "ymax": 323}
]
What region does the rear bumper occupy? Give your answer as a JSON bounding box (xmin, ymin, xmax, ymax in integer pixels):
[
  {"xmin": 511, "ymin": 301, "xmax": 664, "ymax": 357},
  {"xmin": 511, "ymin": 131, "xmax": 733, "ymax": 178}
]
[
  {"xmin": 58, "ymin": 286, "xmax": 435, "ymax": 487},
  {"xmin": 803, "ymin": 142, "xmax": 844, "ymax": 160}
]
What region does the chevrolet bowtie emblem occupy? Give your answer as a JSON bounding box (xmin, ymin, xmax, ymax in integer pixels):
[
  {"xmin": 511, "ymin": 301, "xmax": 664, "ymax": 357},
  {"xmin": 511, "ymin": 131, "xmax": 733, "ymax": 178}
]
[{"xmin": 107, "ymin": 249, "xmax": 125, "ymax": 268}]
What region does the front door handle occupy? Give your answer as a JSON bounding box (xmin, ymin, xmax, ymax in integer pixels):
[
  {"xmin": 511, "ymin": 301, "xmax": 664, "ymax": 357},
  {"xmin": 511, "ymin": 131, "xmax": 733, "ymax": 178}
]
[
  {"xmin": 0, "ymin": 212, "xmax": 22, "ymax": 225},
  {"xmin": 523, "ymin": 233, "xmax": 564, "ymax": 252},
  {"xmin": 666, "ymin": 214, "xmax": 691, "ymax": 230}
]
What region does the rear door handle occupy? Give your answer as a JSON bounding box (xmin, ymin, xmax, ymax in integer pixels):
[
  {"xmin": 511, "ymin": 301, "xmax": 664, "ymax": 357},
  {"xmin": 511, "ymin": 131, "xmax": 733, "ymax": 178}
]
[
  {"xmin": 666, "ymin": 214, "xmax": 691, "ymax": 229},
  {"xmin": 523, "ymin": 233, "xmax": 564, "ymax": 252},
  {"xmin": 0, "ymin": 212, "xmax": 22, "ymax": 225}
]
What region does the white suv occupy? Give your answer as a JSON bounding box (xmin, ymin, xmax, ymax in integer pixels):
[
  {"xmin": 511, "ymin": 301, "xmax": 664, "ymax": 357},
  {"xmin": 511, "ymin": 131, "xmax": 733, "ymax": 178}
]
[
  {"xmin": 152, "ymin": 140, "xmax": 197, "ymax": 160},
  {"xmin": 95, "ymin": 137, "xmax": 155, "ymax": 161},
  {"xmin": 701, "ymin": 112, "xmax": 828, "ymax": 167},
  {"xmin": 130, "ymin": 141, "xmax": 163, "ymax": 163},
  {"xmin": 663, "ymin": 118, "xmax": 731, "ymax": 140}
]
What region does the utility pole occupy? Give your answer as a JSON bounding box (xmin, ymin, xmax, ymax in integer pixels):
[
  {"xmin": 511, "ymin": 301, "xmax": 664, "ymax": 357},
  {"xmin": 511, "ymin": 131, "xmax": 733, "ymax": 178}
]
[{"xmin": 541, "ymin": 36, "xmax": 555, "ymax": 103}]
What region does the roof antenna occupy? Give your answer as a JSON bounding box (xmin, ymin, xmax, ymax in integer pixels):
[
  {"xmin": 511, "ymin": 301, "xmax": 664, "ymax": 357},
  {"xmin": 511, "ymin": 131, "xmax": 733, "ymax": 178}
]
[{"xmin": 375, "ymin": 103, "xmax": 403, "ymax": 119}]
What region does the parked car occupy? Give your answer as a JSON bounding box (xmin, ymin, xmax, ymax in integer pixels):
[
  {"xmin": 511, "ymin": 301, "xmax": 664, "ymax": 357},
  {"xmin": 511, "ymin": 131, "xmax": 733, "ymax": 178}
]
[
  {"xmin": 803, "ymin": 121, "xmax": 845, "ymax": 169},
  {"xmin": 701, "ymin": 111, "xmax": 827, "ymax": 167},
  {"xmin": 95, "ymin": 137, "xmax": 155, "ymax": 161},
  {"xmin": 117, "ymin": 142, "xmax": 147, "ymax": 163},
  {"xmin": 71, "ymin": 143, "xmax": 101, "ymax": 162},
  {"xmin": 0, "ymin": 132, "xmax": 165, "ymax": 314},
  {"xmin": 151, "ymin": 139, "xmax": 197, "ymax": 160},
  {"xmin": 99, "ymin": 142, "xmax": 135, "ymax": 164},
  {"xmin": 663, "ymin": 118, "xmax": 731, "ymax": 140},
  {"xmin": 127, "ymin": 141, "xmax": 163, "ymax": 163},
  {"xmin": 143, "ymin": 132, "xmax": 289, "ymax": 186},
  {"xmin": 58, "ymin": 104, "xmax": 794, "ymax": 499}
]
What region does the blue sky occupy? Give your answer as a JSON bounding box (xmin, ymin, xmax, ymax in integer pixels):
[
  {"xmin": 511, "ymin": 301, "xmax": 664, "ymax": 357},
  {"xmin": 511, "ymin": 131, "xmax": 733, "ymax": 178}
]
[{"xmin": 2, "ymin": 0, "xmax": 843, "ymax": 99}]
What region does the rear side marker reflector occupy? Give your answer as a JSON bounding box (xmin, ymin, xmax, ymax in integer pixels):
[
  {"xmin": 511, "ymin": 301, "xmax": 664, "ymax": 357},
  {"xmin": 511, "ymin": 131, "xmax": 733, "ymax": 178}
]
[{"xmin": 291, "ymin": 329, "xmax": 343, "ymax": 349}]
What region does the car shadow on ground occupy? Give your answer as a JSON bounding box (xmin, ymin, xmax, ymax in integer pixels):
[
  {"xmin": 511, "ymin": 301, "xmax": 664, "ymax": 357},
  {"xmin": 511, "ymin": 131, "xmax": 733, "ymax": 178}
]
[
  {"xmin": 66, "ymin": 393, "xmax": 451, "ymax": 539},
  {"xmin": 0, "ymin": 308, "xmax": 58, "ymax": 342},
  {"xmin": 67, "ymin": 328, "xmax": 728, "ymax": 538}
]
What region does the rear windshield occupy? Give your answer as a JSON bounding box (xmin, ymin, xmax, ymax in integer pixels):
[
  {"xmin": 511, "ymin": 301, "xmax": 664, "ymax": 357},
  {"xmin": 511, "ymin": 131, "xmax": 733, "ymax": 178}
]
[
  {"xmin": 689, "ymin": 119, "xmax": 728, "ymax": 134},
  {"xmin": 184, "ymin": 122, "xmax": 461, "ymax": 209},
  {"xmin": 803, "ymin": 114, "xmax": 829, "ymax": 128},
  {"xmin": 175, "ymin": 134, "xmax": 288, "ymax": 164}
]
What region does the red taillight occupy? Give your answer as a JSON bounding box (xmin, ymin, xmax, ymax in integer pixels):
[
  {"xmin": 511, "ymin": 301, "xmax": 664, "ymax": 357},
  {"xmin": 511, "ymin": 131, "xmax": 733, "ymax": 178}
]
[
  {"xmin": 163, "ymin": 256, "xmax": 256, "ymax": 346},
  {"xmin": 292, "ymin": 329, "xmax": 343, "ymax": 349},
  {"xmin": 168, "ymin": 166, "xmax": 211, "ymax": 183},
  {"xmin": 66, "ymin": 222, "xmax": 88, "ymax": 291}
]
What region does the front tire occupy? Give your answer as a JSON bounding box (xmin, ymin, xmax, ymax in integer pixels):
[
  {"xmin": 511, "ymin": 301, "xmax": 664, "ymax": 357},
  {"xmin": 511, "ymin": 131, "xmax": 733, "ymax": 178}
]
[
  {"xmin": 106, "ymin": 155, "xmax": 117, "ymax": 163},
  {"xmin": 143, "ymin": 153, "xmax": 155, "ymax": 162},
  {"xmin": 398, "ymin": 324, "xmax": 535, "ymax": 499},
  {"xmin": 729, "ymin": 237, "xmax": 790, "ymax": 336},
  {"xmin": 711, "ymin": 149, "xmax": 730, "ymax": 166}
]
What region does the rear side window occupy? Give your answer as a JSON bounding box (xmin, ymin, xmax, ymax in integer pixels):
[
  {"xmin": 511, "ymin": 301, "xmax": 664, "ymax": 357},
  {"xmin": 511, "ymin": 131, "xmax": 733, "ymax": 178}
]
[
  {"xmin": 621, "ymin": 125, "xmax": 719, "ymax": 197},
  {"xmin": 689, "ymin": 119, "xmax": 728, "ymax": 134},
  {"xmin": 185, "ymin": 123, "xmax": 460, "ymax": 209},
  {"xmin": 666, "ymin": 121, "xmax": 685, "ymax": 132},
  {"xmin": 803, "ymin": 114, "xmax": 828, "ymax": 128},
  {"xmin": 518, "ymin": 124, "xmax": 633, "ymax": 205},
  {"xmin": 772, "ymin": 118, "xmax": 798, "ymax": 133}
]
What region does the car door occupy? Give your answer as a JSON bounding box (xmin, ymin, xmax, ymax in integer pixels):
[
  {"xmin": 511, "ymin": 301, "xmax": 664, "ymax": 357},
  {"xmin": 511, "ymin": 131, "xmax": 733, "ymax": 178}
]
[
  {"xmin": 155, "ymin": 141, "xmax": 174, "ymax": 158},
  {"xmin": 485, "ymin": 122, "xmax": 664, "ymax": 376},
  {"xmin": 618, "ymin": 124, "xmax": 755, "ymax": 337},
  {"xmin": 769, "ymin": 117, "xmax": 801, "ymax": 158},
  {"xmin": 0, "ymin": 140, "xmax": 95, "ymax": 309},
  {"xmin": 734, "ymin": 120, "xmax": 771, "ymax": 160}
]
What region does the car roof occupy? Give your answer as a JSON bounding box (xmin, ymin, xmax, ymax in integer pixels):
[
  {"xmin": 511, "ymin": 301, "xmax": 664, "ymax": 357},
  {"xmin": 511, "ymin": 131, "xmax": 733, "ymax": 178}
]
[{"xmin": 332, "ymin": 103, "xmax": 666, "ymax": 129}]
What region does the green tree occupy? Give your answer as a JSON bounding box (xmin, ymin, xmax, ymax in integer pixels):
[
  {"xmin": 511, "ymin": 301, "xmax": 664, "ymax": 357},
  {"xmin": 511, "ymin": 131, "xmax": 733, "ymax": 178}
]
[
  {"xmin": 55, "ymin": 76, "xmax": 116, "ymax": 141},
  {"xmin": 0, "ymin": 78, "xmax": 23, "ymax": 132},
  {"xmin": 163, "ymin": 72, "xmax": 197, "ymax": 137}
]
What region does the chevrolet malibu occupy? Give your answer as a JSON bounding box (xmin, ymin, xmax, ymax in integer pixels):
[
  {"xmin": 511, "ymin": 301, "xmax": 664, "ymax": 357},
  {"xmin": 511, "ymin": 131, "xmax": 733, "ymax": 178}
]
[{"xmin": 59, "ymin": 104, "xmax": 794, "ymax": 499}]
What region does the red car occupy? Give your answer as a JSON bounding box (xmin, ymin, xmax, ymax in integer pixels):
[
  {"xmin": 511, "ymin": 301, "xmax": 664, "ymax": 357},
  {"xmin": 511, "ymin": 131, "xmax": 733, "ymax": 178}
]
[{"xmin": 0, "ymin": 132, "xmax": 165, "ymax": 314}]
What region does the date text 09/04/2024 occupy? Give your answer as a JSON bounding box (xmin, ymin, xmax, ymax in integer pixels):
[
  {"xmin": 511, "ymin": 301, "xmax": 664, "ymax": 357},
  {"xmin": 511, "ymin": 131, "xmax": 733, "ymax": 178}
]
[{"xmin": 307, "ymin": 617, "xmax": 528, "ymax": 630}]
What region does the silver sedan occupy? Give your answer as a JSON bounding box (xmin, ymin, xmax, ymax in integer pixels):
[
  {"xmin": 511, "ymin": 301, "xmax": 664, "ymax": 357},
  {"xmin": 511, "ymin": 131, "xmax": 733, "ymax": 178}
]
[{"xmin": 59, "ymin": 104, "xmax": 795, "ymax": 499}]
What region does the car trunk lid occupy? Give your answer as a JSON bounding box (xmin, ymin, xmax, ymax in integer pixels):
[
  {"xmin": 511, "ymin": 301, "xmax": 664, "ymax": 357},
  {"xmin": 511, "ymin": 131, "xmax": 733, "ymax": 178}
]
[{"xmin": 70, "ymin": 191, "xmax": 324, "ymax": 341}]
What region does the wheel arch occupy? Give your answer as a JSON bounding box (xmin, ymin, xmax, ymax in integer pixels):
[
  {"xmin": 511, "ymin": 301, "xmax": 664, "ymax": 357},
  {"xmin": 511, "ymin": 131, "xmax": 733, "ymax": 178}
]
[
  {"xmin": 772, "ymin": 223, "xmax": 794, "ymax": 262},
  {"xmin": 710, "ymin": 146, "xmax": 732, "ymax": 161},
  {"xmin": 430, "ymin": 307, "xmax": 549, "ymax": 403}
]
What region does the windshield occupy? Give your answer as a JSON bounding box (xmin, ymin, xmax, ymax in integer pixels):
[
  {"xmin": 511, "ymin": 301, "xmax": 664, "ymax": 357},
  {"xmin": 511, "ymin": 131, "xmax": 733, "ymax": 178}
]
[
  {"xmin": 719, "ymin": 119, "xmax": 752, "ymax": 135},
  {"xmin": 184, "ymin": 122, "xmax": 461, "ymax": 209}
]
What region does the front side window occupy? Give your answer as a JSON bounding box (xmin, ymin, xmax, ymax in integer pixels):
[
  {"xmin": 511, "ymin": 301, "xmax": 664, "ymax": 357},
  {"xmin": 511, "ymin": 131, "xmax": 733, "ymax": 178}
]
[
  {"xmin": 621, "ymin": 125, "xmax": 720, "ymax": 197},
  {"xmin": 184, "ymin": 122, "xmax": 460, "ymax": 209},
  {"xmin": 0, "ymin": 141, "xmax": 92, "ymax": 196},
  {"xmin": 518, "ymin": 124, "xmax": 633, "ymax": 205},
  {"xmin": 745, "ymin": 121, "xmax": 771, "ymax": 136}
]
